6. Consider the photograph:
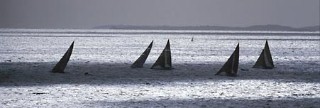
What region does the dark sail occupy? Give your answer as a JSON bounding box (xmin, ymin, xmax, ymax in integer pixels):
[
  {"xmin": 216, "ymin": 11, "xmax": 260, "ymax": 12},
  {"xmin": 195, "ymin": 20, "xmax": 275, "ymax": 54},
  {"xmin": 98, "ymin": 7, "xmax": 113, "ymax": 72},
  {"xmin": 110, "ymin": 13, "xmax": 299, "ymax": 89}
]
[
  {"xmin": 52, "ymin": 41, "xmax": 74, "ymax": 73},
  {"xmin": 151, "ymin": 39, "xmax": 172, "ymax": 70},
  {"xmin": 131, "ymin": 41, "xmax": 153, "ymax": 68},
  {"xmin": 191, "ymin": 37, "xmax": 194, "ymax": 42},
  {"xmin": 253, "ymin": 40, "xmax": 274, "ymax": 69},
  {"xmin": 215, "ymin": 43, "xmax": 239, "ymax": 77}
]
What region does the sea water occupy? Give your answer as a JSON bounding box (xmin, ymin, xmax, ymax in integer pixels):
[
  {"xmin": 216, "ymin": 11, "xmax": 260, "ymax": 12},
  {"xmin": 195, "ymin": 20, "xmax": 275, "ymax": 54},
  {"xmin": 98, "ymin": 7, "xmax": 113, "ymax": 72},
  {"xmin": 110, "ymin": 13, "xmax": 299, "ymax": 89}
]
[{"xmin": 1, "ymin": 29, "xmax": 319, "ymax": 64}]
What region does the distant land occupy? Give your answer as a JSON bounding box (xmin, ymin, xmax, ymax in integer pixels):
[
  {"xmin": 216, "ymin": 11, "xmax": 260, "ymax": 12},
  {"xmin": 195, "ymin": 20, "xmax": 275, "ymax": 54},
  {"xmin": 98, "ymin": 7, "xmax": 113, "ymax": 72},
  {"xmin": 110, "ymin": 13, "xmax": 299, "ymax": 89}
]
[{"xmin": 94, "ymin": 25, "xmax": 320, "ymax": 31}]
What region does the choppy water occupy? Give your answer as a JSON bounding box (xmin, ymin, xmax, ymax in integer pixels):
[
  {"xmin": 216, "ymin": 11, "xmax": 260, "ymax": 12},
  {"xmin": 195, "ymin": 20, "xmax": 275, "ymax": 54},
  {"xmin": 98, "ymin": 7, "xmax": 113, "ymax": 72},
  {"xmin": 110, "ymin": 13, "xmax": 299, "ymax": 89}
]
[{"xmin": 0, "ymin": 29, "xmax": 319, "ymax": 63}]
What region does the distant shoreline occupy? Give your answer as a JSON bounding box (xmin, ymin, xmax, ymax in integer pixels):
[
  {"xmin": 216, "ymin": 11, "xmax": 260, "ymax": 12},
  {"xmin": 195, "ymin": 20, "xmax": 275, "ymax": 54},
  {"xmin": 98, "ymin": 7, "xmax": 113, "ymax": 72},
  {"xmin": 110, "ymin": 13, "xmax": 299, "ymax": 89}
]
[
  {"xmin": 0, "ymin": 25, "xmax": 319, "ymax": 32},
  {"xmin": 94, "ymin": 25, "xmax": 320, "ymax": 32}
]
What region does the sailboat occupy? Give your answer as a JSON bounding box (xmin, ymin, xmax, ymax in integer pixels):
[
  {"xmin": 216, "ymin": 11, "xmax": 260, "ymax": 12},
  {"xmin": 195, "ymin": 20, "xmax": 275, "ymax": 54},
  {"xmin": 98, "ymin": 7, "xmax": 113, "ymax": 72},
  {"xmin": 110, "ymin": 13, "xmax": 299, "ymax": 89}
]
[
  {"xmin": 191, "ymin": 37, "xmax": 194, "ymax": 42},
  {"xmin": 253, "ymin": 40, "xmax": 274, "ymax": 69},
  {"xmin": 215, "ymin": 43, "xmax": 239, "ymax": 77},
  {"xmin": 52, "ymin": 41, "xmax": 74, "ymax": 73},
  {"xmin": 151, "ymin": 39, "xmax": 172, "ymax": 70},
  {"xmin": 131, "ymin": 41, "xmax": 153, "ymax": 68}
]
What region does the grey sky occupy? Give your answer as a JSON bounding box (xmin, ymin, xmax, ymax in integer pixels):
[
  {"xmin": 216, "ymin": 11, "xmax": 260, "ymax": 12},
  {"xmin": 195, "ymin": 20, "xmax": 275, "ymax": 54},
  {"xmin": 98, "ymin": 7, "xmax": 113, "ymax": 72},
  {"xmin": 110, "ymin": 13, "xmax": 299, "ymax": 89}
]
[{"xmin": 0, "ymin": 0, "xmax": 319, "ymax": 29}]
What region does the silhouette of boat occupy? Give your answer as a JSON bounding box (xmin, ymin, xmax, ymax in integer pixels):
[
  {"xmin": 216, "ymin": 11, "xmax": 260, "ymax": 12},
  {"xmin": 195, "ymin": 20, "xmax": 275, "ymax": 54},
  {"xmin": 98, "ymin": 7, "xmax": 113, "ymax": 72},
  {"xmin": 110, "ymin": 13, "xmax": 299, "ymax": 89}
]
[
  {"xmin": 215, "ymin": 43, "xmax": 239, "ymax": 77},
  {"xmin": 151, "ymin": 39, "xmax": 172, "ymax": 70},
  {"xmin": 52, "ymin": 41, "xmax": 74, "ymax": 73},
  {"xmin": 131, "ymin": 41, "xmax": 153, "ymax": 68},
  {"xmin": 253, "ymin": 40, "xmax": 274, "ymax": 69}
]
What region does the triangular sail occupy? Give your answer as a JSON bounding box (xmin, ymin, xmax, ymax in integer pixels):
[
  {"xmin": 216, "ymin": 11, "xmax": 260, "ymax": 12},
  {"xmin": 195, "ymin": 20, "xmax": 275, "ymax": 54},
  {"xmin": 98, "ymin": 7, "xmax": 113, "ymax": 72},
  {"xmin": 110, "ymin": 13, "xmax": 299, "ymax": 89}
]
[
  {"xmin": 253, "ymin": 40, "xmax": 274, "ymax": 69},
  {"xmin": 151, "ymin": 39, "xmax": 172, "ymax": 70},
  {"xmin": 253, "ymin": 49, "xmax": 266, "ymax": 68},
  {"xmin": 215, "ymin": 43, "xmax": 239, "ymax": 76},
  {"xmin": 131, "ymin": 41, "xmax": 153, "ymax": 68},
  {"xmin": 52, "ymin": 41, "xmax": 74, "ymax": 73}
]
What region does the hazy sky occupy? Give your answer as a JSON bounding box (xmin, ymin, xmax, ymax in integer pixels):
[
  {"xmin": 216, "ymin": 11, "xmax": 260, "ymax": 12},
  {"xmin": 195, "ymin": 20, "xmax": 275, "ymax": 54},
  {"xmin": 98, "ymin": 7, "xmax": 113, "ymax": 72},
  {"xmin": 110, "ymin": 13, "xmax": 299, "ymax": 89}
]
[{"xmin": 0, "ymin": 0, "xmax": 319, "ymax": 29}]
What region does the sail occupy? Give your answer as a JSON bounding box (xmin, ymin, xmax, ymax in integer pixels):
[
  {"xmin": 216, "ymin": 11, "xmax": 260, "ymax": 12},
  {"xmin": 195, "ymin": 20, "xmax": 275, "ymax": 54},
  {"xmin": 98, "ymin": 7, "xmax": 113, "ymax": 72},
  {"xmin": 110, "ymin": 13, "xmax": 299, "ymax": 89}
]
[
  {"xmin": 52, "ymin": 41, "xmax": 74, "ymax": 73},
  {"xmin": 253, "ymin": 40, "xmax": 274, "ymax": 69},
  {"xmin": 151, "ymin": 39, "xmax": 172, "ymax": 70},
  {"xmin": 191, "ymin": 37, "xmax": 194, "ymax": 42},
  {"xmin": 215, "ymin": 43, "xmax": 239, "ymax": 76},
  {"xmin": 131, "ymin": 41, "xmax": 153, "ymax": 68}
]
